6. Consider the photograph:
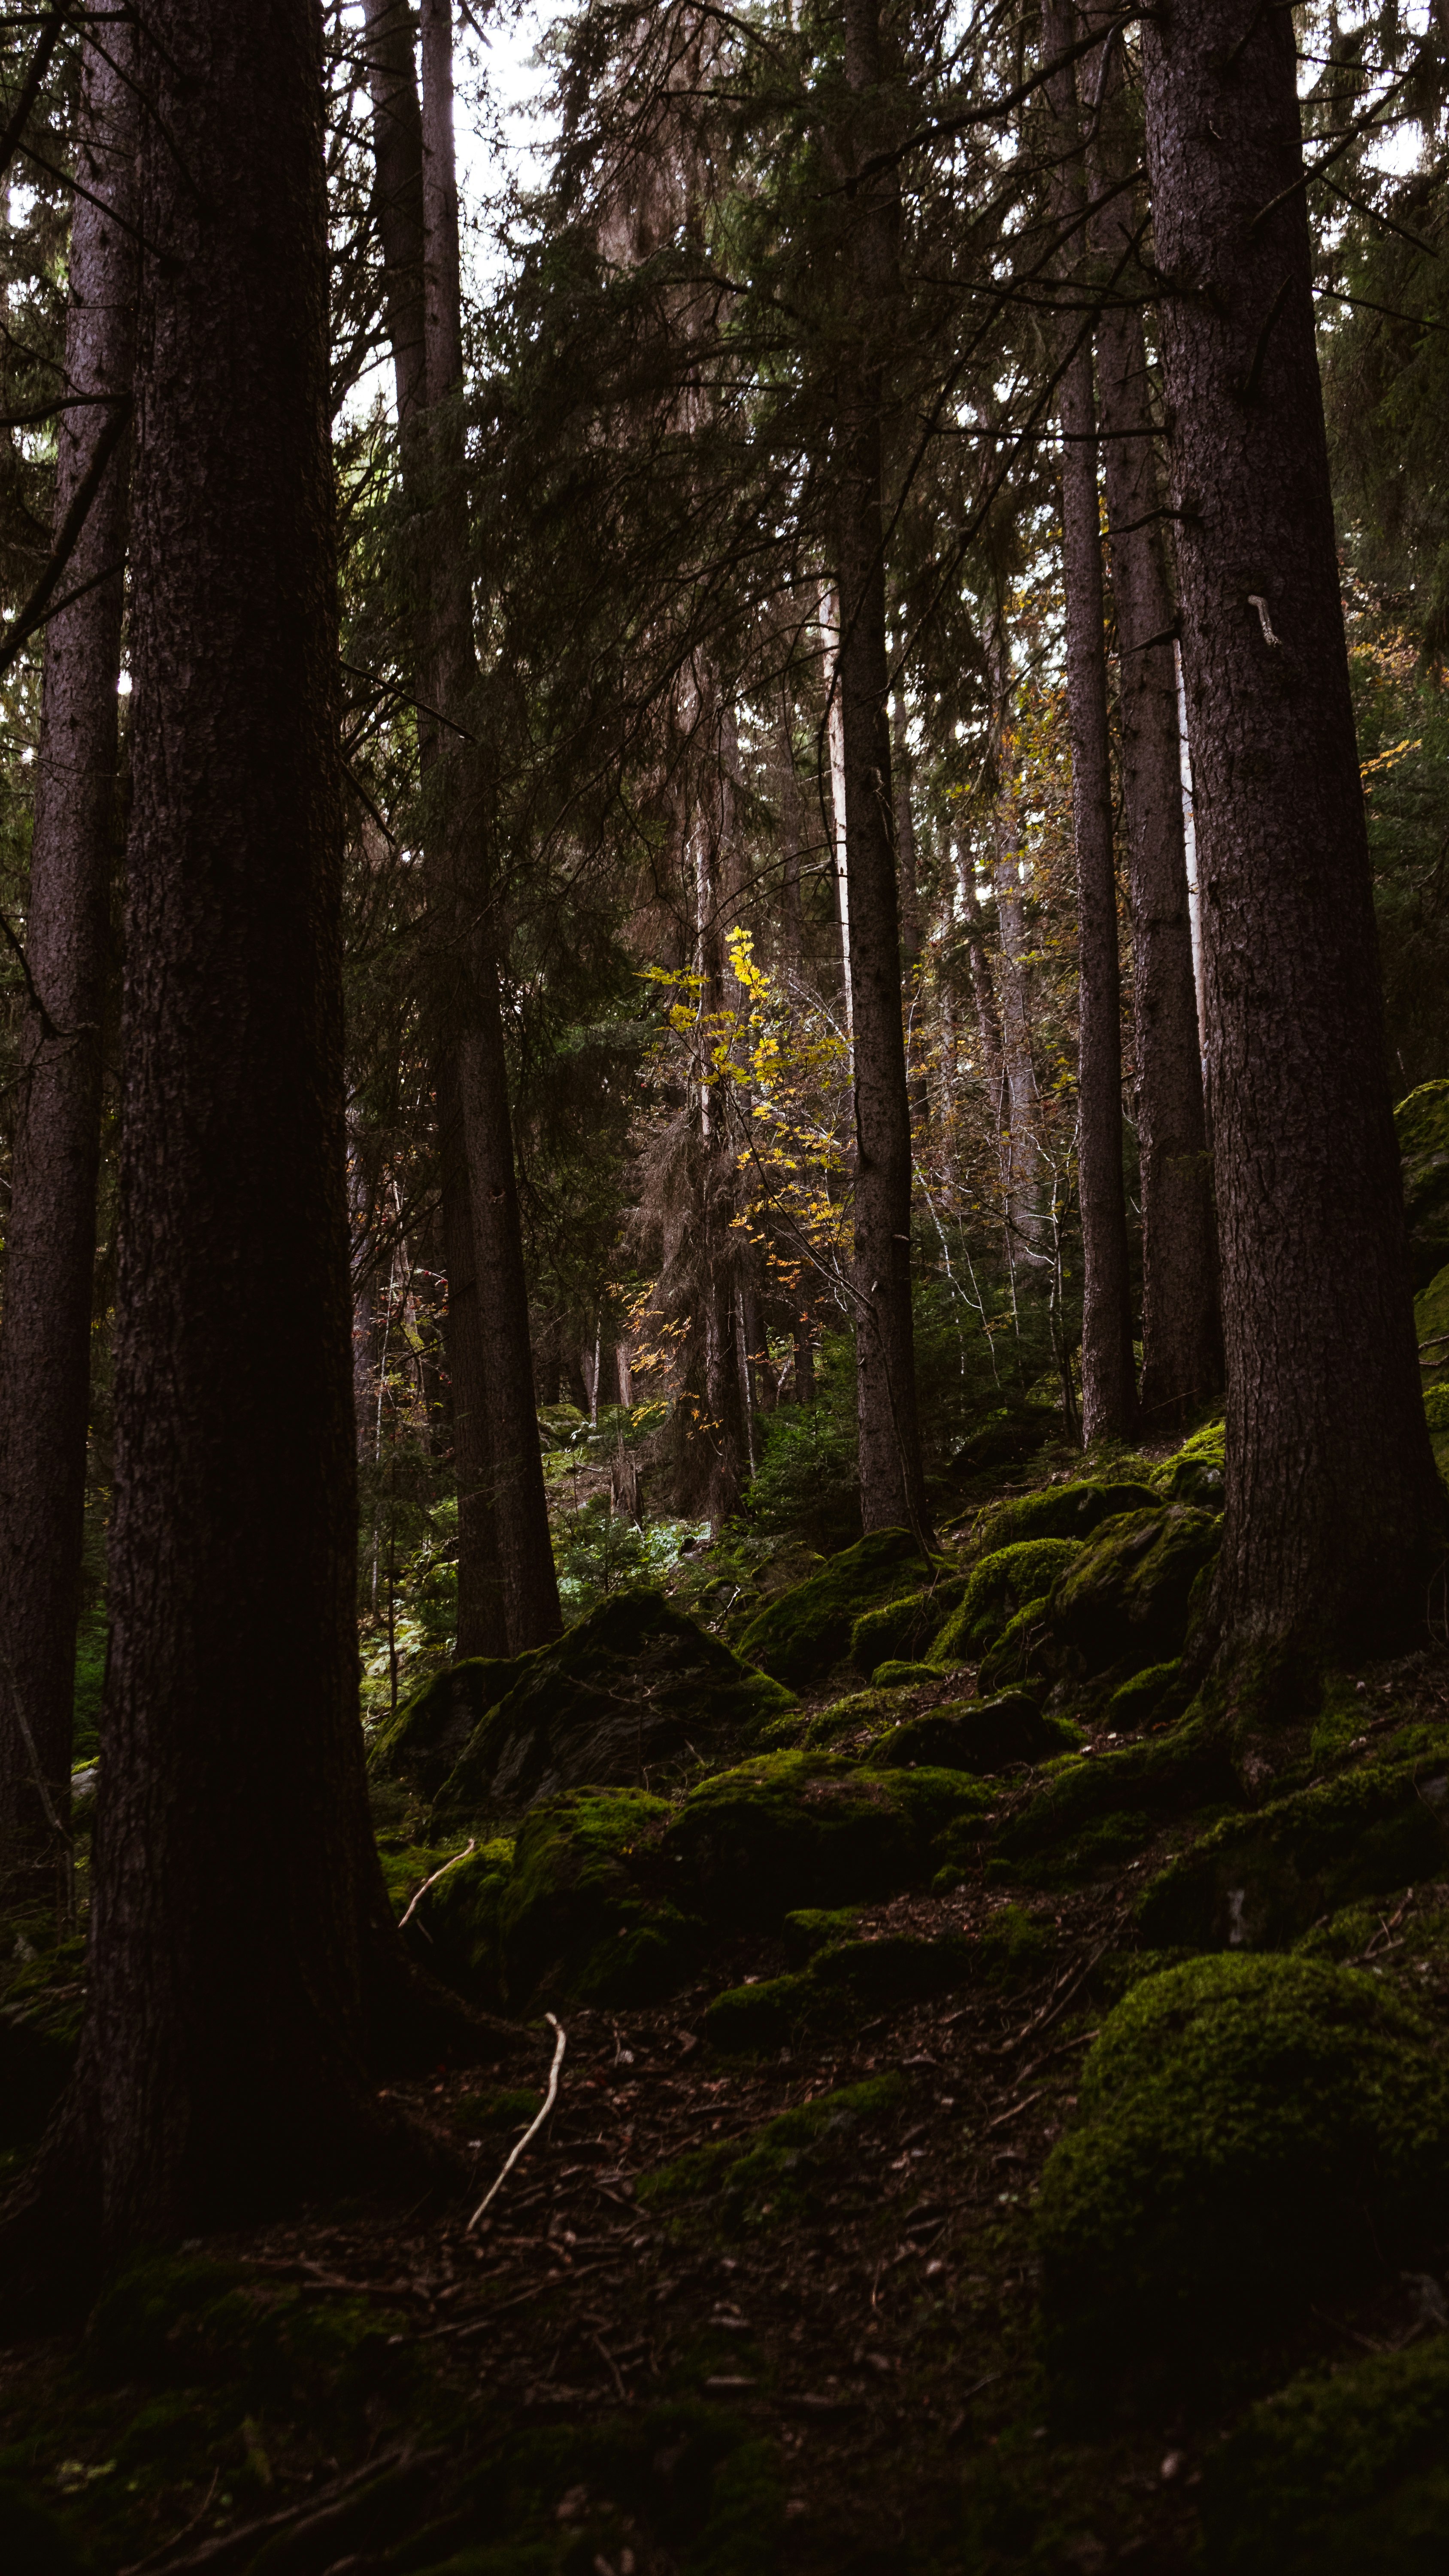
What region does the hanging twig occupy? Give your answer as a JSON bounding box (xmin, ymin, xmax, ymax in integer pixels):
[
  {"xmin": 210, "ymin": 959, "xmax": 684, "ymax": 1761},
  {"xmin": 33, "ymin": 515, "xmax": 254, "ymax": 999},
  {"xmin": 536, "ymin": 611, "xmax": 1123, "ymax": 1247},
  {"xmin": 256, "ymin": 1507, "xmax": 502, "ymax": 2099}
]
[{"xmin": 466, "ymin": 2012, "xmax": 567, "ymax": 2233}]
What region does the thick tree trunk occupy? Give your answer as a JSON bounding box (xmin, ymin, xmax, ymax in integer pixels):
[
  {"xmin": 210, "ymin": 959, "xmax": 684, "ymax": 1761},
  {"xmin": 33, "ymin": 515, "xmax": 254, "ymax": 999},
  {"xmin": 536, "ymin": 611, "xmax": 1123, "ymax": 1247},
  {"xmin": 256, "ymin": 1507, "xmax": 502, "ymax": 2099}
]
[
  {"xmin": 1140, "ymin": 1, "xmax": 1445, "ymax": 1669},
  {"xmin": 1085, "ymin": 7, "xmax": 1222, "ymax": 1429},
  {"xmin": 0, "ymin": 33, "xmax": 136, "ymax": 1900},
  {"xmin": 19, "ymin": 0, "xmax": 414, "ymax": 2254},
  {"xmin": 837, "ymin": 0, "xmax": 932, "ymax": 1544},
  {"xmin": 361, "ymin": 0, "xmax": 508, "ymax": 1649},
  {"xmin": 1044, "ymin": 0, "xmax": 1137, "ymax": 1443},
  {"xmin": 419, "ymin": 0, "xmax": 559, "ymax": 1648}
]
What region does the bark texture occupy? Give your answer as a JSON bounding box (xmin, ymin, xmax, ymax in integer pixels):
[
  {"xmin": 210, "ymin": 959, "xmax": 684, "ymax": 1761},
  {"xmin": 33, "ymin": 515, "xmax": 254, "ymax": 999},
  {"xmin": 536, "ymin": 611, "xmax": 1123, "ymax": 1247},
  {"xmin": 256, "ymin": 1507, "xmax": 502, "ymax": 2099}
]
[
  {"xmin": 1140, "ymin": 0, "xmax": 1444, "ymax": 1663},
  {"xmin": 65, "ymin": 0, "xmax": 400, "ymax": 2242},
  {"xmin": 0, "ymin": 33, "xmax": 136, "ymax": 1894},
  {"xmin": 1044, "ymin": 0, "xmax": 1136, "ymax": 1443},
  {"xmin": 1086, "ymin": 6, "xmax": 1222, "ymax": 1428},
  {"xmin": 986, "ymin": 618, "xmax": 1043, "ymax": 1259},
  {"xmin": 837, "ymin": 0, "xmax": 932, "ymax": 1542}
]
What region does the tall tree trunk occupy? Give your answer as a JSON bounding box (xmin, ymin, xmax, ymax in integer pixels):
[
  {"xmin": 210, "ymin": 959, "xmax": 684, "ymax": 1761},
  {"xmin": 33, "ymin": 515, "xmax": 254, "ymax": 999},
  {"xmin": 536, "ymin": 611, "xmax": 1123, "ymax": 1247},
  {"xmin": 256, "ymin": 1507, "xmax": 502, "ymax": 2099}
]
[
  {"xmin": 1139, "ymin": 0, "xmax": 1445, "ymax": 1672},
  {"xmin": 986, "ymin": 617, "xmax": 1044, "ymax": 1258},
  {"xmin": 12, "ymin": 0, "xmax": 425, "ymax": 2261},
  {"xmin": 0, "ymin": 31, "xmax": 136, "ymax": 1901},
  {"xmin": 836, "ymin": 0, "xmax": 932, "ymax": 1544},
  {"xmin": 1044, "ymin": 0, "xmax": 1137, "ymax": 1442},
  {"xmin": 1085, "ymin": 4, "xmax": 1222, "ymax": 1429},
  {"xmin": 361, "ymin": 0, "xmax": 508, "ymax": 1653}
]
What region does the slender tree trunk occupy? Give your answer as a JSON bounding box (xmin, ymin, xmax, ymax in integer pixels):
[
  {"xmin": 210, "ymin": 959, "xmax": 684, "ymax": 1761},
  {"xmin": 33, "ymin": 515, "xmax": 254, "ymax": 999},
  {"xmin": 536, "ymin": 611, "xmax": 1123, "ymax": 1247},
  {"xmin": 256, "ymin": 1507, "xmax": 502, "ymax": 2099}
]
[
  {"xmin": 361, "ymin": 0, "xmax": 508, "ymax": 1650},
  {"xmin": 836, "ymin": 0, "xmax": 932, "ymax": 1544},
  {"xmin": 11, "ymin": 0, "xmax": 421, "ymax": 2261},
  {"xmin": 0, "ymin": 33, "xmax": 136, "ymax": 1901},
  {"xmin": 1085, "ymin": 5, "xmax": 1222, "ymax": 1429},
  {"xmin": 955, "ymin": 838, "xmax": 1006, "ymax": 1097},
  {"xmin": 1140, "ymin": 0, "xmax": 1445, "ymax": 1670},
  {"xmin": 692, "ymin": 721, "xmax": 750, "ymax": 1532},
  {"xmin": 773, "ymin": 687, "xmax": 806, "ymax": 969},
  {"xmin": 1044, "ymin": 0, "xmax": 1137, "ymax": 1442},
  {"xmin": 986, "ymin": 618, "xmax": 1044, "ymax": 1256},
  {"xmin": 418, "ymin": 0, "xmax": 559, "ymax": 1647}
]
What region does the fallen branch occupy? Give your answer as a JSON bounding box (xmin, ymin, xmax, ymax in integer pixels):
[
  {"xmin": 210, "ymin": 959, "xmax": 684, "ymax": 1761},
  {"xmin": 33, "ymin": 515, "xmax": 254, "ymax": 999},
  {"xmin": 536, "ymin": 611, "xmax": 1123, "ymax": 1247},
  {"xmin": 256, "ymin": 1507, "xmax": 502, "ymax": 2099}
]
[
  {"xmin": 399, "ymin": 1837, "xmax": 476, "ymax": 1930},
  {"xmin": 983, "ymin": 2086, "xmax": 1046, "ymax": 2134},
  {"xmin": 466, "ymin": 2011, "xmax": 566, "ymax": 2232}
]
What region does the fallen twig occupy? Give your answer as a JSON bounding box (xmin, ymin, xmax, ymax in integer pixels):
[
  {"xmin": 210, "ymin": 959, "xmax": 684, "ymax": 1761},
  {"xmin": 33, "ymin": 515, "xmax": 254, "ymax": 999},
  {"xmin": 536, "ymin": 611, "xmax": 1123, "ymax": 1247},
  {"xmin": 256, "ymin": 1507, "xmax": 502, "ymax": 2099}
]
[
  {"xmin": 400, "ymin": 1838, "xmax": 476, "ymax": 1929},
  {"xmin": 466, "ymin": 2013, "xmax": 567, "ymax": 2233},
  {"xmin": 983, "ymin": 2087, "xmax": 1046, "ymax": 2134}
]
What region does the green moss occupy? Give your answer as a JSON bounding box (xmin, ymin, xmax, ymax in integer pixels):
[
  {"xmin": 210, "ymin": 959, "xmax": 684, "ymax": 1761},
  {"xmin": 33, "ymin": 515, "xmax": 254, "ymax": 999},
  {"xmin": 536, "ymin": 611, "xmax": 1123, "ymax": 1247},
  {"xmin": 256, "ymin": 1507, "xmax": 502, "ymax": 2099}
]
[
  {"xmin": 971, "ymin": 1901, "xmax": 1054, "ymax": 1984},
  {"xmin": 991, "ymin": 1718, "xmax": 1241, "ymax": 1885},
  {"xmin": 849, "ymin": 1576, "xmax": 963, "ymax": 1674},
  {"xmin": 437, "ymin": 1591, "xmax": 795, "ymax": 1815},
  {"xmin": 86, "ymin": 2255, "xmax": 416, "ymax": 2427},
  {"xmin": 1425, "ymin": 1381, "xmax": 1449, "ymax": 1431},
  {"xmin": 1149, "ymin": 1420, "xmax": 1226, "ymax": 1511},
  {"xmin": 864, "ymin": 1693, "xmax": 1083, "ymax": 1775},
  {"xmin": 779, "ymin": 1906, "xmax": 859, "ymax": 1963},
  {"xmin": 450, "ymin": 2085, "xmax": 543, "ymax": 2138},
  {"xmin": 1046, "ymin": 1506, "xmax": 1221, "ymax": 1681},
  {"xmin": 804, "ymin": 1930, "xmax": 971, "ymax": 2009},
  {"xmin": 1415, "ymin": 1260, "xmax": 1449, "ymax": 1388},
  {"xmin": 734, "ymin": 1528, "xmax": 932, "ymax": 1686},
  {"xmin": 369, "ymin": 1656, "xmax": 522, "ymax": 1798},
  {"xmin": 1199, "ymin": 2337, "xmax": 1449, "ymax": 2576},
  {"xmin": 1396, "ymin": 1076, "xmax": 1449, "ymax": 1289},
  {"xmin": 637, "ymin": 2075, "xmax": 906, "ymax": 2208},
  {"xmin": 700, "ymin": 1974, "xmax": 815, "ymax": 2054},
  {"xmin": 867, "ymin": 1658, "xmax": 940, "ymax": 1688},
  {"xmin": 659, "ymin": 1751, "xmax": 992, "ymax": 1929},
  {"xmin": 1137, "ymin": 1751, "xmax": 1449, "ymax": 1951},
  {"xmin": 969, "ymin": 1478, "xmax": 1158, "ymax": 1559},
  {"xmin": 976, "ymin": 1596, "xmax": 1053, "ymax": 1695},
  {"xmin": 928, "ymin": 1540, "xmax": 1083, "ymax": 1665},
  {"xmin": 1035, "ymin": 1954, "xmax": 1449, "ymax": 2394},
  {"xmin": 1104, "ymin": 1659, "xmax": 1184, "ymax": 1732},
  {"xmin": 800, "ymin": 1685, "xmax": 918, "ymax": 1749}
]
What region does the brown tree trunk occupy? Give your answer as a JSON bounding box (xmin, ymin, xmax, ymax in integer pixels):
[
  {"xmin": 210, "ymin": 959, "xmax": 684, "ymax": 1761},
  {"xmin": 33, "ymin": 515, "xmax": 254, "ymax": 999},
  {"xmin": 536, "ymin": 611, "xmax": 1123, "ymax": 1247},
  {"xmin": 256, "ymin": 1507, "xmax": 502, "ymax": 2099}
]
[
  {"xmin": 419, "ymin": 0, "xmax": 558, "ymax": 1648},
  {"xmin": 1140, "ymin": 0, "xmax": 1445, "ymax": 1671},
  {"xmin": 0, "ymin": 32, "xmax": 136, "ymax": 1900},
  {"xmin": 1085, "ymin": 5, "xmax": 1222, "ymax": 1430},
  {"xmin": 1044, "ymin": 0, "xmax": 1137, "ymax": 1443},
  {"xmin": 361, "ymin": 0, "xmax": 508, "ymax": 1652},
  {"xmin": 15, "ymin": 0, "xmax": 418, "ymax": 2258},
  {"xmin": 836, "ymin": 0, "xmax": 932, "ymax": 1544},
  {"xmin": 986, "ymin": 617, "xmax": 1044, "ymax": 1258}
]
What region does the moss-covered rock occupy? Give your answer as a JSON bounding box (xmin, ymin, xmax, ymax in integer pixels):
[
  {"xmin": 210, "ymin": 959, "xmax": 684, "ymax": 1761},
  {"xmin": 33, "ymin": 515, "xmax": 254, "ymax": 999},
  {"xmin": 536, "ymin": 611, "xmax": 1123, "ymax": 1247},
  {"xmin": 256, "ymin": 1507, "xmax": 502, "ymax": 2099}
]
[
  {"xmin": 735, "ymin": 1528, "xmax": 938, "ymax": 1686},
  {"xmin": 1035, "ymin": 1954, "xmax": 1449, "ymax": 2394},
  {"xmin": 1137, "ymin": 1752, "xmax": 1449, "ymax": 1950},
  {"xmin": 976, "ymin": 1596, "xmax": 1053, "ymax": 1696},
  {"xmin": 1151, "ymin": 1419, "xmax": 1226, "ymax": 1511},
  {"xmin": 703, "ymin": 1930, "xmax": 974, "ymax": 2053},
  {"xmin": 658, "ymin": 1751, "xmax": 994, "ymax": 1929},
  {"xmin": 990, "ymin": 1718, "xmax": 1241, "ymax": 1885},
  {"xmin": 927, "ymin": 1540, "xmax": 1083, "ymax": 1665},
  {"xmin": 867, "ymin": 1658, "xmax": 940, "ymax": 1688},
  {"xmin": 638, "ymin": 2074, "xmax": 905, "ymax": 2213},
  {"xmin": 1416, "ymin": 1259, "xmax": 1449, "ymax": 1391},
  {"xmin": 969, "ymin": 1478, "xmax": 1158, "ymax": 1560},
  {"xmin": 779, "ymin": 1906, "xmax": 859, "ymax": 1964},
  {"xmin": 368, "ymin": 1654, "xmax": 522, "ymax": 1799},
  {"xmin": 864, "ymin": 1693, "xmax": 1082, "ymax": 1775},
  {"xmin": 849, "ymin": 1577, "xmax": 964, "ymax": 1675},
  {"xmin": 1046, "ymin": 1505, "xmax": 1220, "ymax": 1682},
  {"xmin": 1397, "ymin": 1077, "xmax": 1449, "ymax": 1291},
  {"xmin": 1104, "ymin": 1659, "xmax": 1184, "ymax": 1732},
  {"xmin": 409, "ymin": 1790, "xmax": 704, "ymax": 2012},
  {"xmin": 435, "ymin": 1590, "xmax": 794, "ymax": 1816},
  {"xmin": 801, "ymin": 1685, "xmax": 919, "ymax": 1750},
  {"xmin": 1199, "ymin": 2337, "xmax": 1449, "ymax": 2576}
]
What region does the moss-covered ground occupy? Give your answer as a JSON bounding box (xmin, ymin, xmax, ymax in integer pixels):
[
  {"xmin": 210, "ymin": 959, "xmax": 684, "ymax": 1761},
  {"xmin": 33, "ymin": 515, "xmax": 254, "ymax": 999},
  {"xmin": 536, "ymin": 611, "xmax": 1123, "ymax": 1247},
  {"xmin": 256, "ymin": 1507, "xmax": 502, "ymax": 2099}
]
[{"xmin": 12, "ymin": 1439, "xmax": 1449, "ymax": 2573}]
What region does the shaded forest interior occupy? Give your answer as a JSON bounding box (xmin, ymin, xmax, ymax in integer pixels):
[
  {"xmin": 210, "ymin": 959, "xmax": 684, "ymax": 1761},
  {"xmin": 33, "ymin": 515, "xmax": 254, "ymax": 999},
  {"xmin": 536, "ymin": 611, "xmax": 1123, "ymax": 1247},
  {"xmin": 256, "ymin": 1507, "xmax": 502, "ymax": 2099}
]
[{"xmin": 4, "ymin": 2, "xmax": 1449, "ymax": 2570}]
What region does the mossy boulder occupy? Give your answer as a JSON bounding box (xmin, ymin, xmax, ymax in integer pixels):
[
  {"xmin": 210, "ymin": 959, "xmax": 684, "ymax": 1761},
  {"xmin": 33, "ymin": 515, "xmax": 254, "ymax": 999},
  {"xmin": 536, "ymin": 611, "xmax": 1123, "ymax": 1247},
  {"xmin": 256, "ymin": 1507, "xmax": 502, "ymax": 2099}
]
[
  {"xmin": 927, "ymin": 1539, "xmax": 1083, "ymax": 1665},
  {"xmin": 638, "ymin": 2074, "xmax": 905, "ymax": 2215},
  {"xmin": 969, "ymin": 1477, "xmax": 1158, "ymax": 1560},
  {"xmin": 1035, "ymin": 1954, "xmax": 1449, "ymax": 2394},
  {"xmin": 864, "ymin": 1692, "xmax": 1082, "ymax": 1775},
  {"xmin": 703, "ymin": 1932, "xmax": 974, "ymax": 2052},
  {"xmin": 1396, "ymin": 1077, "xmax": 1449, "ymax": 1290},
  {"xmin": 409, "ymin": 1789, "xmax": 703, "ymax": 2011},
  {"xmin": 849, "ymin": 1577, "xmax": 964, "ymax": 1674},
  {"xmin": 867, "ymin": 1658, "xmax": 940, "ymax": 1688},
  {"xmin": 976, "ymin": 1596, "xmax": 1053, "ymax": 1696},
  {"xmin": 1137, "ymin": 1753, "xmax": 1449, "ymax": 1951},
  {"xmin": 369, "ymin": 1653, "xmax": 522, "ymax": 1799},
  {"xmin": 989, "ymin": 1717, "xmax": 1241, "ymax": 1885},
  {"xmin": 1046, "ymin": 1505, "xmax": 1221, "ymax": 1682},
  {"xmin": 435, "ymin": 1589, "xmax": 794, "ymax": 1816},
  {"xmin": 735, "ymin": 1528, "xmax": 934, "ymax": 1686},
  {"xmin": 1199, "ymin": 2337, "xmax": 1449, "ymax": 2576},
  {"xmin": 1105, "ymin": 1658, "xmax": 1185, "ymax": 1732},
  {"xmin": 1416, "ymin": 1259, "xmax": 1449, "ymax": 1390},
  {"xmin": 658, "ymin": 1750, "xmax": 994, "ymax": 1929},
  {"xmin": 1151, "ymin": 1419, "xmax": 1226, "ymax": 1511},
  {"xmin": 801, "ymin": 1684, "xmax": 919, "ymax": 1750},
  {"xmin": 780, "ymin": 1906, "xmax": 859, "ymax": 1964}
]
